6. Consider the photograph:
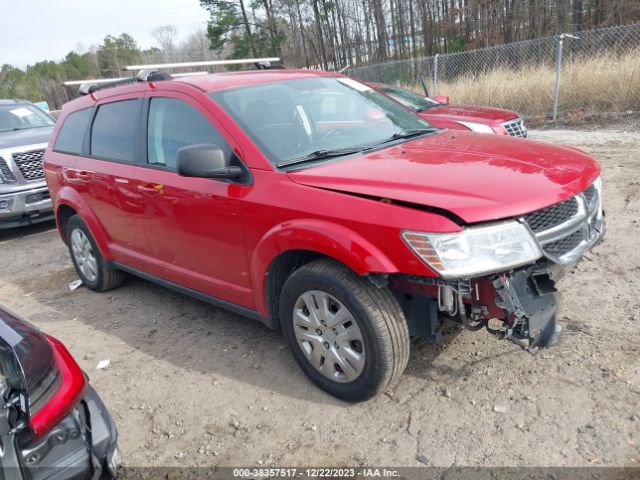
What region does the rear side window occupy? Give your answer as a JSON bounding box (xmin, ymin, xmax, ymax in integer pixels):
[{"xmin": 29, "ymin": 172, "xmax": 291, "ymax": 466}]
[
  {"xmin": 54, "ymin": 108, "xmax": 92, "ymax": 154},
  {"xmin": 91, "ymin": 99, "xmax": 142, "ymax": 162},
  {"xmin": 147, "ymin": 97, "xmax": 230, "ymax": 169}
]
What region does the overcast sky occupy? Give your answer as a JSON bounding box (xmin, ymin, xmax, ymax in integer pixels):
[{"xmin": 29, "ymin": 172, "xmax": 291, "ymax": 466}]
[{"xmin": 0, "ymin": 0, "xmax": 210, "ymax": 68}]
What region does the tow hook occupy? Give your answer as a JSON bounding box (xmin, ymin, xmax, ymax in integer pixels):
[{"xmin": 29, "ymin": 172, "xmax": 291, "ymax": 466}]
[{"xmin": 491, "ymin": 267, "xmax": 562, "ymax": 350}]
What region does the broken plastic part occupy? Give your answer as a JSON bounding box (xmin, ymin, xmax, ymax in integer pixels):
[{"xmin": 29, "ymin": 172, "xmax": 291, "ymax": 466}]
[{"xmin": 492, "ymin": 266, "xmax": 559, "ymax": 348}]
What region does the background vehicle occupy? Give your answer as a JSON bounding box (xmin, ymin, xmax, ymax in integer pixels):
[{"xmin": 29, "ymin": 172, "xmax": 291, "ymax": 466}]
[
  {"xmin": 370, "ymin": 83, "xmax": 528, "ymax": 138},
  {"xmin": 0, "ymin": 305, "xmax": 119, "ymax": 479},
  {"xmin": 45, "ymin": 70, "xmax": 602, "ymax": 401},
  {"xmin": 0, "ymin": 100, "xmax": 55, "ymax": 229}
]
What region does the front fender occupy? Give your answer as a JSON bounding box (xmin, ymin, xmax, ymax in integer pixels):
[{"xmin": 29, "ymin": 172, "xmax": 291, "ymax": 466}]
[
  {"xmin": 250, "ymin": 219, "xmax": 399, "ymax": 316},
  {"xmin": 55, "ymin": 186, "xmax": 113, "ymax": 260}
]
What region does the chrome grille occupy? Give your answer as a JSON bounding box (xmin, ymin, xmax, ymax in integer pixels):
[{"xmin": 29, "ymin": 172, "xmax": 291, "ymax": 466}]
[
  {"xmin": 582, "ymin": 184, "xmax": 598, "ymax": 211},
  {"xmin": 25, "ymin": 191, "xmax": 51, "ymax": 204},
  {"xmin": 12, "ymin": 149, "xmax": 45, "ymax": 181},
  {"xmin": 0, "ymin": 157, "xmax": 16, "ymax": 182},
  {"xmin": 502, "ymin": 118, "xmax": 528, "ymax": 138},
  {"xmin": 522, "ymin": 183, "xmax": 603, "ymax": 263},
  {"xmin": 544, "ymin": 230, "xmax": 584, "ymax": 257},
  {"xmin": 524, "ymin": 197, "xmax": 579, "ymax": 233}
]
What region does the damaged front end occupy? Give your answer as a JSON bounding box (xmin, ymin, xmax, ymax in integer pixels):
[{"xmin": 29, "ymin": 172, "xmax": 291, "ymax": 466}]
[
  {"xmin": 392, "ymin": 178, "xmax": 604, "ymax": 351},
  {"xmin": 393, "ymin": 263, "xmax": 561, "ymax": 352}
]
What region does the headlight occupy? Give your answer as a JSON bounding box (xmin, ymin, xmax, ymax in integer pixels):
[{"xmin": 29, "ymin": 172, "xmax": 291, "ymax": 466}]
[
  {"xmin": 402, "ymin": 222, "xmax": 542, "ymax": 279},
  {"xmin": 457, "ymin": 121, "xmax": 495, "ymax": 134}
]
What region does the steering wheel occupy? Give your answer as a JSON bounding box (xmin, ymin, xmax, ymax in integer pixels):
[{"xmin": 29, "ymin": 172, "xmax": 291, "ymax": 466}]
[{"xmin": 321, "ymin": 127, "xmax": 351, "ymax": 139}]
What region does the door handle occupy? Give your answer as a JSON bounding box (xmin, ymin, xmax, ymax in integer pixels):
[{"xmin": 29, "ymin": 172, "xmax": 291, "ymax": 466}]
[
  {"xmin": 63, "ymin": 168, "xmax": 92, "ymax": 181},
  {"xmin": 136, "ymin": 184, "xmax": 161, "ymax": 196}
]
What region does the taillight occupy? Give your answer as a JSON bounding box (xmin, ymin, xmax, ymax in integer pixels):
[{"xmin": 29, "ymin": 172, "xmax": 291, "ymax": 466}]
[{"xmin": 28, "ymin": 335, "xmax": 86, "ymax": 439}]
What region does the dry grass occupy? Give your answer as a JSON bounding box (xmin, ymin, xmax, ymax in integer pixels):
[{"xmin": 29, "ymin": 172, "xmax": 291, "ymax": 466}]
[{"xmin": 416, "ymin": 49, "xmax": 640, "ymax": 121}]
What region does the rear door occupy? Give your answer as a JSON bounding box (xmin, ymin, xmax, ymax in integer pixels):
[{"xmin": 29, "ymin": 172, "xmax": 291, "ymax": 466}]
[
  {"xmin": 137, "ymin": 92, "xmax": 254, "ymax": 308},
  {"xmin": 76, "ymin": 96, "xmax": 153, "ymax": 270}
]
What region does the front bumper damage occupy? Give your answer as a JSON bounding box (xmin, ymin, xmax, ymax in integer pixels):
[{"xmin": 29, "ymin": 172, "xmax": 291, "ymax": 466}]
[
  {"xmin": 394, "ymin": 258, "xmax": 595, "ymax": 351},
  {"xmin": 395, "ymin": 263, "xmax": 563, "ymax": 351},
  {"xmin": 392, "ymin": 181, "xmax": 605, "ymax": 351},
  {"xmin": 490, "ymin": 266, "xmax": 561, "ymax": 350}
]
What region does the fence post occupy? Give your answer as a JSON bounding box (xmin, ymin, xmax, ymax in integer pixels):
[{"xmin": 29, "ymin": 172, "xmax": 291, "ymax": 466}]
[
  {"xmin": 433, "ymin": 54, "xmax": 439, "ymax": 95},
  {"xmin": 551, "ymin": 35, "xmax": 564, "ymax": 121},
  {"xmin": 552, "ymin": 33, "xmax": 579, "ymax": 121}
]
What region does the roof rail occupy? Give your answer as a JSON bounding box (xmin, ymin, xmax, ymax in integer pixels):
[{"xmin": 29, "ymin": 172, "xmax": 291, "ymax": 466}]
[
  {"xmin": 64, "ymin": 70, "xmax": 172, "ymax": 96},
  {"xmin": 123, "ymin": 57, "xmax": 281, "ymax": 71},
  {"xmin": 63, "ymin": 57, "xmax": 283, "ymax": 96},
  {"xmin": 63, "ymin": 71, "xmax": 208, "ymax": 88}
]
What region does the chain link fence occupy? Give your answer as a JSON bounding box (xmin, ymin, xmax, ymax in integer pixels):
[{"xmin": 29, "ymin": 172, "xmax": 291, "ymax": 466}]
[{"xmin": 345, "ymin": 23, "xmax": 640, "ymax": 120}]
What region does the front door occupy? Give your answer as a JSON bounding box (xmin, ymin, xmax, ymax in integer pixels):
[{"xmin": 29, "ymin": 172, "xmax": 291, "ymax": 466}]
[{"xmin": 137, "ymin": 94, "xmax": 254, "ymax": 308}]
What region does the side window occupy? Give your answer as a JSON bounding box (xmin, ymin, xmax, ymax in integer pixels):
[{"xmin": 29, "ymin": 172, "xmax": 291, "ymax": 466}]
[
  {"xmin": 90, "ymin": 99, "xmax": 142, "ymax": 162},
  {"xmin": 147, "ymin": 98, "xmax": 230, "ymax": 169},
  {"xmin": 54, "ymin": 108, "xmax": 92, "ymax": 154}
]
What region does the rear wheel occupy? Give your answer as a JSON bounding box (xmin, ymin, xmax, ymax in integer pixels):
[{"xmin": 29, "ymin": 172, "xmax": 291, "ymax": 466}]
[
  {"xmin": 279, "ymin": 259, "xmax": 410, "ymax": 402},
  {"xmin": 65, "ymin": 215, "xmax": 124, "ymax": 292}
]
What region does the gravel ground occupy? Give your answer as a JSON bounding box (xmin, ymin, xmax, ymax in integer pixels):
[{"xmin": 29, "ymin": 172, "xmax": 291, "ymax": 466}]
[{"xmin": 0, "ymin": 127, "xmax": 638, "ymax": 470}]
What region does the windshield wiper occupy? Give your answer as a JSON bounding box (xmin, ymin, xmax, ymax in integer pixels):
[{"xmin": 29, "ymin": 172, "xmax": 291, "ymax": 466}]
[
  {"xmin": 381, "ymin": 128, "xmax": 438, "ymax": 143},
  {"xmin": 278, "ymin": 146, "xmax": 370, "ymax": 167}
]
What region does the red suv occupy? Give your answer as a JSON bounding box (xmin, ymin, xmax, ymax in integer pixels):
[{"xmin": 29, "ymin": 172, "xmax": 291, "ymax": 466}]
[{"xmin": 44, "ymin": 70, "xmax": 603, "ymax": 401}]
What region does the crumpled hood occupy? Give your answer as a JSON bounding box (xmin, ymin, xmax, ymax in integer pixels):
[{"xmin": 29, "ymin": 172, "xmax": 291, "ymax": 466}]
[
  {"xmin": 0, "ymin": 127, "xmax": 53, "ymax": 150},
  {"xmin": 424, "ymin": 104, "xmax": 519, "ymax": 124},
  {"xmin": 287, "ymin": 131, "xmax": 600, "ymax": 224}
]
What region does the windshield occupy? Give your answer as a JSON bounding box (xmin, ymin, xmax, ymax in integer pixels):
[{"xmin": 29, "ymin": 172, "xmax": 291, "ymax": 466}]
[
  {"xmin": 0, "ymin": 104, "xmax": 55, "ymax": 132},
  {"xmin": 209, "ymin": 77, "xmax": 435, "ymax": 166},
  {"xmin": 380, "ymin": 86, "xmax": 440, "ymax": 112}
]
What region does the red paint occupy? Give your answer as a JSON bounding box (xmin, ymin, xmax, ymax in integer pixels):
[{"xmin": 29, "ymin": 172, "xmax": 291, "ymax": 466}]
[
  {"xmin": 45, "ymin": 70, "xmax": 601, "ymax": 318},
  {"xmin": 29, "ymin": 335, "xmax": 86, "ymax": 440},
  {"xmin": 369, "ymin": 82, "xmax": 520, "ymax": 133},
  {"xmin": 287, "ymin": 130, "xmax": 600, "ymax": 223}
]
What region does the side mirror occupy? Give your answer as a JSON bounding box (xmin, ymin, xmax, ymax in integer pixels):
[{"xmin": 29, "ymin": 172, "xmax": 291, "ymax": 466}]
[
  {"xmin": 434, "ymin": 95, "xmax": 450, "ymax": 104},
  {"xmin": 177, "ymin": 144, "xmax": 242, "ymax": 179}
]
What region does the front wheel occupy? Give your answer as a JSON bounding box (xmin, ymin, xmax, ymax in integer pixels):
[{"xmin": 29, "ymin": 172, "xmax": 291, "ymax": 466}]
[{"xmin": 279, "ymin": 259, "xmax": 410, "ymax": 402}]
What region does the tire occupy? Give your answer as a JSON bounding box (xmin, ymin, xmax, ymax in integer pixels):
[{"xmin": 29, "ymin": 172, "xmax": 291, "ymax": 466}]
[
  {"xmin": 65, "ymin": 215, "xmax": 124, "ymax": 292},
  {"xmin": 279, "ymin": 259, "xmax": 410, "ymax": 402}
]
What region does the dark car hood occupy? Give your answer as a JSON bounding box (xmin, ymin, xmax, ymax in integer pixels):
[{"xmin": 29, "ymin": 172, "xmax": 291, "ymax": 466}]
[
  {"xmin": 287, "ymin": 131, "xmax": 600, "ymax": 224},
  {"xmin": 0, "ymin": 126, "xmax": 54, "ymax": 150},
  {"xmin": 422, "ymin": 104, "xmax": 519, "ymax": 124}
]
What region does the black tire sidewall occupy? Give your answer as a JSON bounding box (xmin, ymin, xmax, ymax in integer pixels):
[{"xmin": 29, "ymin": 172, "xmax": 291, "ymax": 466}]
[
  {"xmin": 65, "ymin": 216, "xmax": 104, "ymax": 290},
  {"xmin": 280, "ymin": 266, "xmax": 392, "ymax": 402}
]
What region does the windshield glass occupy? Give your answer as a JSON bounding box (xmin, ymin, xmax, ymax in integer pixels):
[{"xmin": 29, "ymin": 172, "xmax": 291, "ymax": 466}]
[
  {"xmin": 0, "ymin": 104, "xmax": 55, "ymax": 132},
  {"xmin": 381, "ymin": 86, "xmax": 440, "ymax": 112},
  {"xmin": 209, "ymin": 77, "xmax": 435, "ymax": 166}
]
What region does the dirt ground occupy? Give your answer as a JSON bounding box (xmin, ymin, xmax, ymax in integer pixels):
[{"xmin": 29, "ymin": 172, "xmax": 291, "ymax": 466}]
[{"xmin": 1, "ymin": 127, "xmax": 639, "ymax": 469}]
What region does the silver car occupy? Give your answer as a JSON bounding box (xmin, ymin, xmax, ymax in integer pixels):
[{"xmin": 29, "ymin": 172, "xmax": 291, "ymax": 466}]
[{"xmin": 0, "ymin": 100, "xmax": 55, "ymax": 229}]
